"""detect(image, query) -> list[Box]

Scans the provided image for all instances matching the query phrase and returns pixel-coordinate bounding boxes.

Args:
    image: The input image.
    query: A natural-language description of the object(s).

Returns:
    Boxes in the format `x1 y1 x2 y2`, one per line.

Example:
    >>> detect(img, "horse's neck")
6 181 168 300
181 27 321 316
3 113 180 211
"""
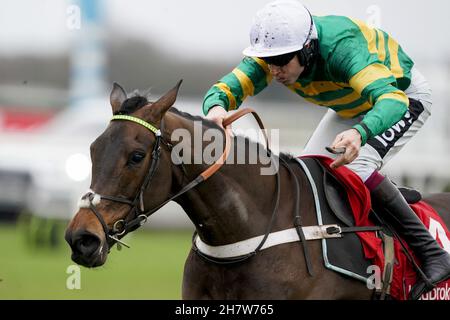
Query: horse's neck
164 112 288 245
177 165 284 245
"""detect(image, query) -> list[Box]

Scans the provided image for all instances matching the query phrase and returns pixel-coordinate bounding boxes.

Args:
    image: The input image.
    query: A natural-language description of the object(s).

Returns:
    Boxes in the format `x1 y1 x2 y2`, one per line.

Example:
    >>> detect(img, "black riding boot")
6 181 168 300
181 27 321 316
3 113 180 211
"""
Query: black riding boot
371 178 450 300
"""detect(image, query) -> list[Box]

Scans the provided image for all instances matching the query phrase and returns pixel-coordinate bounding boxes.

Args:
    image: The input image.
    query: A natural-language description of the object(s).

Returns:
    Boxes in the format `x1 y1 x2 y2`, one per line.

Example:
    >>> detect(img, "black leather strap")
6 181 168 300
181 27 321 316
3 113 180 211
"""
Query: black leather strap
340 226 383 233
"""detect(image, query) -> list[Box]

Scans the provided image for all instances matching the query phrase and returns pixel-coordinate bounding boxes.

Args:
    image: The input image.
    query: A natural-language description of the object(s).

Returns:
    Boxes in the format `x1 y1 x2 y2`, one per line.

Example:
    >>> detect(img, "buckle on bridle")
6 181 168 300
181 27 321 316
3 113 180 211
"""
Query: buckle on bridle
138 214 148 226
110 219 130 250
113 219 126 236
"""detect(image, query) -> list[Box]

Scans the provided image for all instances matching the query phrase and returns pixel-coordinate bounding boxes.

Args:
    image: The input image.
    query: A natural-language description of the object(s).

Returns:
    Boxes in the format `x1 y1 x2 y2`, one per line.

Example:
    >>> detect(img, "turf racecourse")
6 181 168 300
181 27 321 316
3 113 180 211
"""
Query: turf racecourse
0 223 193 299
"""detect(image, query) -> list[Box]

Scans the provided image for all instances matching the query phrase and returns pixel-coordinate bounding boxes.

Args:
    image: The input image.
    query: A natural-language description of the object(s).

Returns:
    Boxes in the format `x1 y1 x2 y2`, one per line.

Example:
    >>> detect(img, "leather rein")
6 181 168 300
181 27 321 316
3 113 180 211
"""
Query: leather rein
80 109 312 274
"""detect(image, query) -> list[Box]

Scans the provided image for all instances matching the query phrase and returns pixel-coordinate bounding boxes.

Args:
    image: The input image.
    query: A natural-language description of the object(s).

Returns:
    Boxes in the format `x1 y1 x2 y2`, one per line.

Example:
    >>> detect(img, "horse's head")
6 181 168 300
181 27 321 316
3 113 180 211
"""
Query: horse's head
65 80 182 267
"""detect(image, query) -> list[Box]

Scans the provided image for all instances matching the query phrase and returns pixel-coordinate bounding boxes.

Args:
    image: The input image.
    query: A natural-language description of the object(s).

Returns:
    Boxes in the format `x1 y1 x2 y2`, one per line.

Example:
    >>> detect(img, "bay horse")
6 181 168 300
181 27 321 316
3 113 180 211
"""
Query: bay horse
65 81 450 299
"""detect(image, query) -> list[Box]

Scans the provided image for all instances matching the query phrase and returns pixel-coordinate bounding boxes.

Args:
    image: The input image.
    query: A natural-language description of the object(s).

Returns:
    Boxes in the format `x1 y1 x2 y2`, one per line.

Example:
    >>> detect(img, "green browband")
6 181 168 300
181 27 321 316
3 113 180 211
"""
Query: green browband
111 115 161 136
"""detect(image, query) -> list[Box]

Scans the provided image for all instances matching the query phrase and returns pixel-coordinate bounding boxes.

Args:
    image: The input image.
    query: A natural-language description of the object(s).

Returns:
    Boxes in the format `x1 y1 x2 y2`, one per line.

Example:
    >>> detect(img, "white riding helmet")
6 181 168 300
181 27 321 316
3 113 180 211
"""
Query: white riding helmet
242 0 317 58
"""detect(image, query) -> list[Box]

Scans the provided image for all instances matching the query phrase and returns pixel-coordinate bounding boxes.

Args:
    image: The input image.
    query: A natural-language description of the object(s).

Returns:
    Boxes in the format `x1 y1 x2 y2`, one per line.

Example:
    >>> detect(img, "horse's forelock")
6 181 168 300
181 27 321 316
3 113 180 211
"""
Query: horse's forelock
115 95 149 115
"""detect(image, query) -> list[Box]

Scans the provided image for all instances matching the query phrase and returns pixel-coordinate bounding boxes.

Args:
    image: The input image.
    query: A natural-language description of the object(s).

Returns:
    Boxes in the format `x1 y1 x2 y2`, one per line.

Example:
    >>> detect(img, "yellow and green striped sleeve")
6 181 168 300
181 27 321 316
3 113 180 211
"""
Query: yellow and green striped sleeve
349 63 409 145
202 57 272 115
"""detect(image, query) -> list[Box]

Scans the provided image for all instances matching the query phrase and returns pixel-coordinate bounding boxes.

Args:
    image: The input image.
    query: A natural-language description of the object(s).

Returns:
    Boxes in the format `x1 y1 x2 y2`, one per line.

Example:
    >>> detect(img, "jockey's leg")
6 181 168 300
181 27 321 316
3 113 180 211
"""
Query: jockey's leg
366 171 450 300
302 108 352 156
349 69 449 299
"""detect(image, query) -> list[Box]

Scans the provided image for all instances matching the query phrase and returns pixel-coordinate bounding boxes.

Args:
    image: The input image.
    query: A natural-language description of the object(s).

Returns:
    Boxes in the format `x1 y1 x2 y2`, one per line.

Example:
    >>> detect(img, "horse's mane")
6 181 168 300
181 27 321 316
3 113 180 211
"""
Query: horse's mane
116 93 294 163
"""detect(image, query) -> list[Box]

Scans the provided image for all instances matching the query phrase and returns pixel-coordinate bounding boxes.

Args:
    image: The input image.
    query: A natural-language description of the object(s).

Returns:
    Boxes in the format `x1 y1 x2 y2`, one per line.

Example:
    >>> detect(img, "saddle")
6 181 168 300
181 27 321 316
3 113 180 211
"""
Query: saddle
296 157 423 298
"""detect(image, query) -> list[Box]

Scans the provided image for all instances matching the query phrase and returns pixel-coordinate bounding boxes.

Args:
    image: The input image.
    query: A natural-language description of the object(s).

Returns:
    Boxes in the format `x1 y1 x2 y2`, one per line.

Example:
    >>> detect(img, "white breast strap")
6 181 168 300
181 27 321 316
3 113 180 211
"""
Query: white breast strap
78 189 101 209
195 224 342 259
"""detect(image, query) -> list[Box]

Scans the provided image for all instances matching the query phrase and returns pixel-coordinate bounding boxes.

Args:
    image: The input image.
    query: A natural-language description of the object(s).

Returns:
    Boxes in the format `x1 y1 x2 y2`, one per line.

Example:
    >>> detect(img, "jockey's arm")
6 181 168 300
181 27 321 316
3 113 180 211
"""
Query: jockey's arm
330 63 409 168
349 63 409 146
202 57 272 119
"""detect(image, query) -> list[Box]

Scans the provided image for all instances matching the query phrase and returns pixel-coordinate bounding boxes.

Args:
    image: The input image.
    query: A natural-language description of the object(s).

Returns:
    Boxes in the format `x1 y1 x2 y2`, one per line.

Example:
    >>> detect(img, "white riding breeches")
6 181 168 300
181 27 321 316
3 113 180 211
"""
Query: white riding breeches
301 67 433 182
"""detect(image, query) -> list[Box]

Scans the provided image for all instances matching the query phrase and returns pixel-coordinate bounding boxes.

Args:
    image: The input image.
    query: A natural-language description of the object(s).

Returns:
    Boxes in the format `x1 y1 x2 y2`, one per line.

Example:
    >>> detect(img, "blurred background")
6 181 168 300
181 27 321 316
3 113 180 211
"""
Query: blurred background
0 0 449 299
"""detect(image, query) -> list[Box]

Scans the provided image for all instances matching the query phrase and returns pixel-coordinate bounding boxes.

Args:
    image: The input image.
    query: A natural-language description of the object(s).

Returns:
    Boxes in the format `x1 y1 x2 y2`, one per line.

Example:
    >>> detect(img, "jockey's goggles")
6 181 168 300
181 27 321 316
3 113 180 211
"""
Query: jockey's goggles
261 51 298 67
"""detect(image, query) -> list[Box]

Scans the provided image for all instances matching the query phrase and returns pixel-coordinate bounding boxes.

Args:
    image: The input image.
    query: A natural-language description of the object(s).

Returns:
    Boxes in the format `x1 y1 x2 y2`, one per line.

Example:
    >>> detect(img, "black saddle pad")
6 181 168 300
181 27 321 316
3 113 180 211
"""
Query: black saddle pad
297 157 373 282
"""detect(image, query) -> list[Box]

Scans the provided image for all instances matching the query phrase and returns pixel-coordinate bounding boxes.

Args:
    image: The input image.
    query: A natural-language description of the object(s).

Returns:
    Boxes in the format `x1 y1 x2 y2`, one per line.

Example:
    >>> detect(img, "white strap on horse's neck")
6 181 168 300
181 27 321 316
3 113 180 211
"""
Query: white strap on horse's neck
195 224 342 259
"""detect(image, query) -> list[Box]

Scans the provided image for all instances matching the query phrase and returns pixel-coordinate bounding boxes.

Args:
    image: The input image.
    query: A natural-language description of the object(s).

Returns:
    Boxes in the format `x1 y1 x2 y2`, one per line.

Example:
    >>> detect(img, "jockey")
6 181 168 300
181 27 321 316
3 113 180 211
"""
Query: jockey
202 0 450 299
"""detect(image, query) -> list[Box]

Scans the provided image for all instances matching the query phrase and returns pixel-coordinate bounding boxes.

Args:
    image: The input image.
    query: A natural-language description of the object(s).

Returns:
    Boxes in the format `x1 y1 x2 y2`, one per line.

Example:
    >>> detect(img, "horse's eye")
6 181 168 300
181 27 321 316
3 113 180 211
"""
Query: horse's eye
129 152 145 165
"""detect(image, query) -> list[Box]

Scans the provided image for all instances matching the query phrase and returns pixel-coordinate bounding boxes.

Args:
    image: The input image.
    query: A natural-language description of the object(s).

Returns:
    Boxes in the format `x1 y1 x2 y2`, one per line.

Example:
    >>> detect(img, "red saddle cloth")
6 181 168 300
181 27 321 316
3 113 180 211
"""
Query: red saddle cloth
303 155 450 300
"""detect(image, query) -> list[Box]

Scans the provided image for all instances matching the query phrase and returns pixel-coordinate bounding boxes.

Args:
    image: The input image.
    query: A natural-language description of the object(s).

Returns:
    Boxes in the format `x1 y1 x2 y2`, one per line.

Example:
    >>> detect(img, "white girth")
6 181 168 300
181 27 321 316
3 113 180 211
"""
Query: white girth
194 224 343 259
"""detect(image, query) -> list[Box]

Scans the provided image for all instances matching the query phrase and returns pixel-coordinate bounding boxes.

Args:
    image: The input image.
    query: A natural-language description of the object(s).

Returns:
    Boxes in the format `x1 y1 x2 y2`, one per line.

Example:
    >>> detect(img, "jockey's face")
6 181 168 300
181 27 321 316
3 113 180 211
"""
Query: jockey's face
267 55 304 86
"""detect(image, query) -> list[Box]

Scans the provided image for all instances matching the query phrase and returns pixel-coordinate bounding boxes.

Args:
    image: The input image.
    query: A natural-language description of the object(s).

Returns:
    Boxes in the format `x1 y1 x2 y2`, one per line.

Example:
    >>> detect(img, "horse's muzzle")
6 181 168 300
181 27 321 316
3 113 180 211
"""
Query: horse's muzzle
65 229 107 267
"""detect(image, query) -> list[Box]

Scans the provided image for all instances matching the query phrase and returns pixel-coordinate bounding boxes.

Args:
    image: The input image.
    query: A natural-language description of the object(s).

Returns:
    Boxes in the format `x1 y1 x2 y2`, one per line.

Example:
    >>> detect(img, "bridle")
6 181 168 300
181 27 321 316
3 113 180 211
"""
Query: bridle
80 109 312 275
80 114 166 248
80 112 232 250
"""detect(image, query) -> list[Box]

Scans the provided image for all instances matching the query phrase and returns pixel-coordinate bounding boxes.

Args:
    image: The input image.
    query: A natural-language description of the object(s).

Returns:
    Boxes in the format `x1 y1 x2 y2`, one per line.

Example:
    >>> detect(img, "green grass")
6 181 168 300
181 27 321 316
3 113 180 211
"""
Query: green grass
0 222 193 299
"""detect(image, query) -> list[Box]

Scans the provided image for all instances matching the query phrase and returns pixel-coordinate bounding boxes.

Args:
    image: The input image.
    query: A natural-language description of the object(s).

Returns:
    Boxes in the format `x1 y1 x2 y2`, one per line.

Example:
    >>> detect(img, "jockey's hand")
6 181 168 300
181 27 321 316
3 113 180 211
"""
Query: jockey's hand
329 129 362 169
206 105 232 135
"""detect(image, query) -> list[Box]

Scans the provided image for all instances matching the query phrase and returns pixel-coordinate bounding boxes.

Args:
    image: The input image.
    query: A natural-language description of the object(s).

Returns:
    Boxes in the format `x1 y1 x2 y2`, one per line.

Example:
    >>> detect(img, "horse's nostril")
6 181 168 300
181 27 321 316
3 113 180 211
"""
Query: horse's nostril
72 232 101 257
80 235 97 248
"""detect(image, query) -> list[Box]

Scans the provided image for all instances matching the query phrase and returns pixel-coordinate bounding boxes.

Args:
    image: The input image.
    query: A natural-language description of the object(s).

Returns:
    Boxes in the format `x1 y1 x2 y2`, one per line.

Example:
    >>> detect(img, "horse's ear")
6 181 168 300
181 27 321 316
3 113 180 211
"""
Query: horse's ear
148 80 183 119
110 82 127 114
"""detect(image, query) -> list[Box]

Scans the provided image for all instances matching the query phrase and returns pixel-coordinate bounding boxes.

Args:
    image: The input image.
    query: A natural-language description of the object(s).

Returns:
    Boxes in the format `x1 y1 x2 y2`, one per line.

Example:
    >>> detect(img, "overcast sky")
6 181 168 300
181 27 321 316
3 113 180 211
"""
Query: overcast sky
0 0 449 64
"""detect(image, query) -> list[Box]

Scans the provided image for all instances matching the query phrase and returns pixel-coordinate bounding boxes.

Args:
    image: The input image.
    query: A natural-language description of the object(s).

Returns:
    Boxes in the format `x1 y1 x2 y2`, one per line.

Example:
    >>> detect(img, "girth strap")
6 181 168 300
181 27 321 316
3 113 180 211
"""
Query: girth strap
193 224 383 261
